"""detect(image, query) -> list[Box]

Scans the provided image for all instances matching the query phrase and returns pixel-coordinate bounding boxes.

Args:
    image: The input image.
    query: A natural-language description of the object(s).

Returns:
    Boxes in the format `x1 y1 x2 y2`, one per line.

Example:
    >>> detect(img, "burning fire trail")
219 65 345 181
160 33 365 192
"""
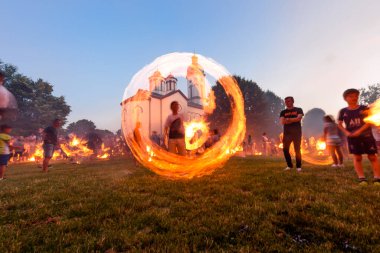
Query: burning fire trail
121 53 246 179
302 139 333 165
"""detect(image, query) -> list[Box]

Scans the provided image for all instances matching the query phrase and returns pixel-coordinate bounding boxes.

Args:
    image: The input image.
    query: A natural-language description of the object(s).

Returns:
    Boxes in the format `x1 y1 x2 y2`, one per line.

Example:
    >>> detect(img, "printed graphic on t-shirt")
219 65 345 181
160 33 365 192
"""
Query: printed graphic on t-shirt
283 110 299 117
280 107 304 135
338 105 371 135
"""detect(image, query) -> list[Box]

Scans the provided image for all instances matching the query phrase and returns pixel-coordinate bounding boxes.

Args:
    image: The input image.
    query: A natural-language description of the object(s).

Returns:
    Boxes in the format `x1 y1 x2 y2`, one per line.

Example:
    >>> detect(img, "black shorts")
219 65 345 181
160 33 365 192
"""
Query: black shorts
0 154 10 165
347 135 378 155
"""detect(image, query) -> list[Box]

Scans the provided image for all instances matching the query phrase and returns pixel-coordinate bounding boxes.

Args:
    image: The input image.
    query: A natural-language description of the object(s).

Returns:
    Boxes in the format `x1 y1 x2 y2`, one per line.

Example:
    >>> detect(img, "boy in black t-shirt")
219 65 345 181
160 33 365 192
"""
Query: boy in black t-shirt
338 89 380 185
280 96 304 172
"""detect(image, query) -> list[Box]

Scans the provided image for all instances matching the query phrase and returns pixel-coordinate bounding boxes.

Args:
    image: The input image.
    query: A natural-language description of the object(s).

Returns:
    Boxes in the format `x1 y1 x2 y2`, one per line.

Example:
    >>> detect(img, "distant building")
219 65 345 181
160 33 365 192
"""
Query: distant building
122 54 206 137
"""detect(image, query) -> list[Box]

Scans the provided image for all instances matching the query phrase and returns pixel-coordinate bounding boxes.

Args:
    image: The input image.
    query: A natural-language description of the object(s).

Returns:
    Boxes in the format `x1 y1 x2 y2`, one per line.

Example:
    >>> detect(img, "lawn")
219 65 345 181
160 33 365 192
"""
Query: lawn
1 157 380 252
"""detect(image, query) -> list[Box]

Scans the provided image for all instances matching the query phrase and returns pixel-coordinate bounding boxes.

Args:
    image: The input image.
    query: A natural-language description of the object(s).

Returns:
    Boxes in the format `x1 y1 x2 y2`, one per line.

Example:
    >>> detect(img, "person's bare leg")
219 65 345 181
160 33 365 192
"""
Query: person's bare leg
42 158 51 172
177 139 186 156
336 146 344 165
168 139 176 154
0 165 5 179
368 154 380 178
353 154 364 178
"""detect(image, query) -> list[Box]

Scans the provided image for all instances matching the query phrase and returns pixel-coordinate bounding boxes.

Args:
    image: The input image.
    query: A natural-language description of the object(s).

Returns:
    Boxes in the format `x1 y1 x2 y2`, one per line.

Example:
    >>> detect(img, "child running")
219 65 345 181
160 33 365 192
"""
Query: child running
338 89 380 185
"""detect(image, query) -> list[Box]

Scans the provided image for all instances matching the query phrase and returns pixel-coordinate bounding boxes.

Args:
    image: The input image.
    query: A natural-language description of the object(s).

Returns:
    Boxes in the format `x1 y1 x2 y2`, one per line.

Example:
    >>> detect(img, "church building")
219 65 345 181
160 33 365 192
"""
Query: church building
122 54 206 137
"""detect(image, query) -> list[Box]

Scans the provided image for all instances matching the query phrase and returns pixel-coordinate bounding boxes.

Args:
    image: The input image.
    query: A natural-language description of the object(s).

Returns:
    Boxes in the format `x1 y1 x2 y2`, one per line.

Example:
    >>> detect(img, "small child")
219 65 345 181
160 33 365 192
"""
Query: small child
323 115 344 167
338 89 380 185
0 124 12 180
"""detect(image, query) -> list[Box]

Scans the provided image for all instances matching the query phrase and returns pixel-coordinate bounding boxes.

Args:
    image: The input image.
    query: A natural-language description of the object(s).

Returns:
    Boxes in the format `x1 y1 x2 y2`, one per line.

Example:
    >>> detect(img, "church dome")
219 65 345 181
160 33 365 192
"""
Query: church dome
150 70 163 79
165 74 177 81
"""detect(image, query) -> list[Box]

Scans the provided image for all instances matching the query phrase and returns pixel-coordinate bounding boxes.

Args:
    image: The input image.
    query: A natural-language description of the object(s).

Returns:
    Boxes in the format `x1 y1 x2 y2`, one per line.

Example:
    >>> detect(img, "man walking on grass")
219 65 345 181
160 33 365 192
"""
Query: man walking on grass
280 96 304 172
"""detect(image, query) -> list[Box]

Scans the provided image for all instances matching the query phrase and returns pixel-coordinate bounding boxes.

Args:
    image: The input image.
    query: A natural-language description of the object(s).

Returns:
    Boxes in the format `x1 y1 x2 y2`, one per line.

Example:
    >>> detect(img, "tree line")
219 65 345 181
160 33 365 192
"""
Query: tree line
1 59 379 140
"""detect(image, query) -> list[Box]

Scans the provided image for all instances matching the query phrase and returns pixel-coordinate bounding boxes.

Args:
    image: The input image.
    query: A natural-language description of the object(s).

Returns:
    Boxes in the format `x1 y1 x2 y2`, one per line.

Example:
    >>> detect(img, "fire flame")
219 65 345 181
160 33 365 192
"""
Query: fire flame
26 134 110 162
364 99 380 126
184 119 209 150
316 140 326 151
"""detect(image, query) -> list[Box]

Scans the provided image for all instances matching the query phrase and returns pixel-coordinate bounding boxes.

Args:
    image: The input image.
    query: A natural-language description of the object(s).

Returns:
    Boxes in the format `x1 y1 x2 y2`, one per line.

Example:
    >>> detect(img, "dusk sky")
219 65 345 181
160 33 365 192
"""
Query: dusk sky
1 0 380 131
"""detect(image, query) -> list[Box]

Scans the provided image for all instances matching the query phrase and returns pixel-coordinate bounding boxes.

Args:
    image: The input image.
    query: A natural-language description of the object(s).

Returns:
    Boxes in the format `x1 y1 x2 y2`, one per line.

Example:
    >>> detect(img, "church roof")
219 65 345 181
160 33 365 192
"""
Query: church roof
121 89 203 109
151 89 187 100
149 70 164 80
120 89 150 105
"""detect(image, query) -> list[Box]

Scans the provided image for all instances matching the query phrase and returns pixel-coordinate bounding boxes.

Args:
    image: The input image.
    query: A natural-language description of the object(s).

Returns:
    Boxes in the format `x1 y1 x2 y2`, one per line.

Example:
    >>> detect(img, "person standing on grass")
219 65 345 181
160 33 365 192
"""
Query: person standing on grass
247 134 253 155
151 131 161 146
262 132 271 156
338 89 380 185
323 115 344 167
42 118 61 172
164 101 186 156
280 96 304 172
0 125 13 180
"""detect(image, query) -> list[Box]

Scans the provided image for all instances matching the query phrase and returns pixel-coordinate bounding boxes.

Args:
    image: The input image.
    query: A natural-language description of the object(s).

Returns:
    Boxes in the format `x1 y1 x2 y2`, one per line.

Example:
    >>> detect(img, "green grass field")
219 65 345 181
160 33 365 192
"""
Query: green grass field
1 157 380 252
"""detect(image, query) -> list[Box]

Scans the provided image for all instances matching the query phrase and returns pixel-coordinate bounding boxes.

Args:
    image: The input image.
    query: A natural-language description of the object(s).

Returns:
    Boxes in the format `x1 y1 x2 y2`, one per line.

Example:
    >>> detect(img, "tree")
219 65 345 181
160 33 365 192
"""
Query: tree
94 129 115 139
0 60 71 136
207 75 284 140
302 108 326 138
67 119 96 137
359 83 380 105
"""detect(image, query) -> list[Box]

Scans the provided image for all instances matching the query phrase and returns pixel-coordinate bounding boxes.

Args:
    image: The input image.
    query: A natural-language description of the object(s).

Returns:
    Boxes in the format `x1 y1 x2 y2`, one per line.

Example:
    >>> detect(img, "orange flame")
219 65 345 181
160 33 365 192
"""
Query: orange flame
364 99 380 126
26 134 110 162
184 119 209 150
316 139 326 151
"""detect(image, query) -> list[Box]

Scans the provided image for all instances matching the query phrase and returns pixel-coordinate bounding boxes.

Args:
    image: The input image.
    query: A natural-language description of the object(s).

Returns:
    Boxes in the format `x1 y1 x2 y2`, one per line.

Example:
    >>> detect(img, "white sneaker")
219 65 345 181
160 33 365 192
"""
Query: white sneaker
296 168 302 172
284 167 292 171
331 164 338 168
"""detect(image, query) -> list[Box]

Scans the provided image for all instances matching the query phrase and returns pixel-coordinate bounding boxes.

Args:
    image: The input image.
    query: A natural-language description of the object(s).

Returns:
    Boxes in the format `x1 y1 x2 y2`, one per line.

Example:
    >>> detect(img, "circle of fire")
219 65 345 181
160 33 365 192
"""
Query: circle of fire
121 52 246 179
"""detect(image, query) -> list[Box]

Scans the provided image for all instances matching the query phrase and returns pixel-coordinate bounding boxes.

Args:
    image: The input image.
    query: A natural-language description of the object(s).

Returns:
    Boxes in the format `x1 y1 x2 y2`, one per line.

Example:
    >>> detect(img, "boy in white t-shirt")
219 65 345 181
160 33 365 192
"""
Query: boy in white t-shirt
164 101 186 155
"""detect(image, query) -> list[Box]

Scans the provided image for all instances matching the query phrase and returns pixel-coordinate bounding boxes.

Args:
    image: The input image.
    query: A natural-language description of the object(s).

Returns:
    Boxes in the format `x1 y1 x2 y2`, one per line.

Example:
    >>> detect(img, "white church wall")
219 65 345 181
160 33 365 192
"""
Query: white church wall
187 107 203 121
124 100 151 138
150 98 162 135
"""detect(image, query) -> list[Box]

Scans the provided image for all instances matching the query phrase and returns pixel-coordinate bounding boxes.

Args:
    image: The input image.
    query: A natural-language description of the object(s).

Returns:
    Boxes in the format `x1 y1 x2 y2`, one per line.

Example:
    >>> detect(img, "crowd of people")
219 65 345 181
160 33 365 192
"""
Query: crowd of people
277 89 380 185
0 118 129 180
2 86 380 185
160 89 380 185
